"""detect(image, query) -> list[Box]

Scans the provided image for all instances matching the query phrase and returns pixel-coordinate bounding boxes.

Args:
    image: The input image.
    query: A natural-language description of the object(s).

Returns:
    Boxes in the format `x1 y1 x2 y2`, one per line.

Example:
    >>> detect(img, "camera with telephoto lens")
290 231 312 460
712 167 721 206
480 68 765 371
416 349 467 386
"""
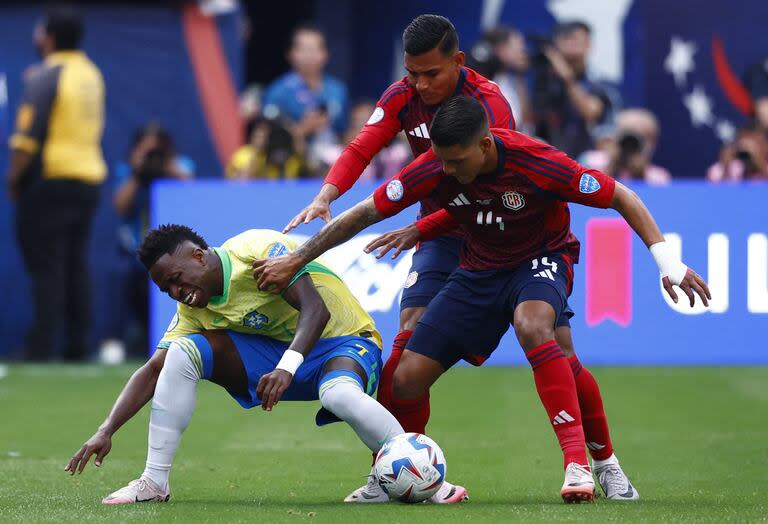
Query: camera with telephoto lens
616 131 646 159
136 147 170 184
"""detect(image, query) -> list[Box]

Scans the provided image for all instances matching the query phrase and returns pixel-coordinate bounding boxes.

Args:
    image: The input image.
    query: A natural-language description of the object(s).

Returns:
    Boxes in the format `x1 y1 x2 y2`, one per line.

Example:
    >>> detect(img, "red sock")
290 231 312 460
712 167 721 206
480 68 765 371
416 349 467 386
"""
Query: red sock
569 355 614 460
376 330 412 412
526 340 589 469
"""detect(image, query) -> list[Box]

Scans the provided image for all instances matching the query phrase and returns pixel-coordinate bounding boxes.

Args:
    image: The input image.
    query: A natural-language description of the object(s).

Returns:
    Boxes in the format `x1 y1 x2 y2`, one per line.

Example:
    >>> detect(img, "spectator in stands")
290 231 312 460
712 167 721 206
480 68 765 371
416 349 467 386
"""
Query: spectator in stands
316 100 410 181
745 57 768 134
580 108 671 185
531 21 616 157
6 8 105 361
226 116 307 180
262 23 348 172
468 26 532 133
707 123 768 182
113 123 195 356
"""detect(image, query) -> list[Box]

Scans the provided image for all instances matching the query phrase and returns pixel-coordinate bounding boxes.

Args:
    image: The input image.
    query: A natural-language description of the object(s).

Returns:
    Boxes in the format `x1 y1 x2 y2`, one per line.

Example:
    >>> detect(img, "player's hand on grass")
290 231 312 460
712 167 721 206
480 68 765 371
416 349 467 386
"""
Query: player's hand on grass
662 268 711 307
65 430 112 475
252 254 302 293
256 369 293 411
364 224 421 259
284 197 332 233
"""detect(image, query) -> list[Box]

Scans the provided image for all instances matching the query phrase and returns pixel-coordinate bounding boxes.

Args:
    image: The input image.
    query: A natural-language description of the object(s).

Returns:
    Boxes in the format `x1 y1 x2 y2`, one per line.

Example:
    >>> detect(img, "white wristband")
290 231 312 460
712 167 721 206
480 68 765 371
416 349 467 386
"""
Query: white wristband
649 241 688 285
275 349 304 375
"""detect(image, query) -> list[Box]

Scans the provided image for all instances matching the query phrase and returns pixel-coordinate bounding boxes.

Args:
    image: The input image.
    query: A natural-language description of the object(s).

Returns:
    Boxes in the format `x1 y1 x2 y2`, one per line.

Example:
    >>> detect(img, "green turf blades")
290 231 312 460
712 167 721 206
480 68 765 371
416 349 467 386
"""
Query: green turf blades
0 364 766 523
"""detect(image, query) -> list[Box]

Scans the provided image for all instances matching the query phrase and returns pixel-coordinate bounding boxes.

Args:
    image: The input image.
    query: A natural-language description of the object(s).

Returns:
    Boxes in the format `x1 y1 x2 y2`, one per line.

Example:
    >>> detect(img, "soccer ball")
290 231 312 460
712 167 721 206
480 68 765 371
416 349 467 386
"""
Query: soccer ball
373 432 446 503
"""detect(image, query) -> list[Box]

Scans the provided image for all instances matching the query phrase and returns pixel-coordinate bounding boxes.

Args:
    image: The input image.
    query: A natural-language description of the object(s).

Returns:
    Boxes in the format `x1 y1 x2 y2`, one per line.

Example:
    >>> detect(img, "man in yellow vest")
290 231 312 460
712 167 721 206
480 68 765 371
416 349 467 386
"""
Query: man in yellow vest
6 7 106 361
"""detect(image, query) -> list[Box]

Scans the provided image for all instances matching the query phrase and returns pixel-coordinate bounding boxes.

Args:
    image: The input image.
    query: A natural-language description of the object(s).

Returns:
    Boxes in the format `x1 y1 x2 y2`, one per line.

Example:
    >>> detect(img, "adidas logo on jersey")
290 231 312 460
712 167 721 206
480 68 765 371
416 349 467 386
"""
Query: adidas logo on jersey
552 410 575 425
534 269 556 281
448 193 470 206
407 123 430 139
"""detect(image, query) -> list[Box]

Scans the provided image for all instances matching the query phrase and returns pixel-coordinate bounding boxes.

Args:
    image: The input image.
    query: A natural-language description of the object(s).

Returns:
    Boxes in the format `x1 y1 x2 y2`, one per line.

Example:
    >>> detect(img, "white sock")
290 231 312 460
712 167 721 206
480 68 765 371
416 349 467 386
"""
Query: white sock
141 341 201 490
593 453 619 469
319 375 403 453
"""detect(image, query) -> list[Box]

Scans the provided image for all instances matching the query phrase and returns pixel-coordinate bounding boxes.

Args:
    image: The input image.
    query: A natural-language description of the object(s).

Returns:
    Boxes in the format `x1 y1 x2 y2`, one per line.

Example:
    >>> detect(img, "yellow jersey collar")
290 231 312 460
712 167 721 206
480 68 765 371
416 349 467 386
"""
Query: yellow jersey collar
45 50 85 64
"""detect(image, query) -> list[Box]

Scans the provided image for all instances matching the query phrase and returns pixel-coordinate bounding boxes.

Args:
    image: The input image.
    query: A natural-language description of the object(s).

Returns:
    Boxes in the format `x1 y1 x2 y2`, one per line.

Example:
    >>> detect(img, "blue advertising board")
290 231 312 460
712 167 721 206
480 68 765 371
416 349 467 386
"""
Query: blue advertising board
151 180 768 365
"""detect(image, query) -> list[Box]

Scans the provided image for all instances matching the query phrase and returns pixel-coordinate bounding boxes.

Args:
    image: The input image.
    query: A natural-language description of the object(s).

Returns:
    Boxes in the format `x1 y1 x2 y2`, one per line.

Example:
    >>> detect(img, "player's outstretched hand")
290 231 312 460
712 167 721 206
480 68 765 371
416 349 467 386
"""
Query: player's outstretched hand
663 268 711 307
283 197 332 233
364 224 421 260
65 430 112 475
252 255 302 293
256 369 293 411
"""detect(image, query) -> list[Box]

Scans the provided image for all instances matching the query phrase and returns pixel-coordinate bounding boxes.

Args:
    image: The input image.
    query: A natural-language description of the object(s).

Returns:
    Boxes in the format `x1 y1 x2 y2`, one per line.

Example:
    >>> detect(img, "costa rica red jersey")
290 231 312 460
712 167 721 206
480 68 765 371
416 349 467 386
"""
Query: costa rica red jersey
372 128 616 271
326 67 514 223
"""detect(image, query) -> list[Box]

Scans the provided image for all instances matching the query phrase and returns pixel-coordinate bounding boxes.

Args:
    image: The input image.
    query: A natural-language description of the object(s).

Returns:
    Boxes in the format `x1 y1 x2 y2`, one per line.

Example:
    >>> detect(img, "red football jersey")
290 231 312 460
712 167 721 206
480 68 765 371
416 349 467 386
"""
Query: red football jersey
373 129 616 271
325 67 515 225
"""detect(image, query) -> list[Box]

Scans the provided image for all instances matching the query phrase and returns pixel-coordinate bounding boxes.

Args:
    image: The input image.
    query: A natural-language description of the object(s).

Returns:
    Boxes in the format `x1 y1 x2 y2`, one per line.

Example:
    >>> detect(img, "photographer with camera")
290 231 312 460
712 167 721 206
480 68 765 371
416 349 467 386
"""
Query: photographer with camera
112 123 195 356
580 109 671 185
467 26 532 133
531 21 615 157
707 123 768 183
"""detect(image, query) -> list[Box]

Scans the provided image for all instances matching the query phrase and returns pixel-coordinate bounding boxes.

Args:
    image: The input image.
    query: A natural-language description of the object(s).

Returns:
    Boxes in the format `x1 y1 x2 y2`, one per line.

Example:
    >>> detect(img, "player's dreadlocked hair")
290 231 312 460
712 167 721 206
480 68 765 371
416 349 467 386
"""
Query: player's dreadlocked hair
429 96 489 148
403 14 458 56
138 224 209 270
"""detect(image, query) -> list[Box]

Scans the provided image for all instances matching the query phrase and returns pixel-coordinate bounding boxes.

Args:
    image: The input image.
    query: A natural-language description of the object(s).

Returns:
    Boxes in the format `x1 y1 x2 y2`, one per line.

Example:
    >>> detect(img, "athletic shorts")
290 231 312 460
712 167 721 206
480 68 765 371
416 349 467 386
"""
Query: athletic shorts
181 332 382 425
399 235 462 310
408 253 575 369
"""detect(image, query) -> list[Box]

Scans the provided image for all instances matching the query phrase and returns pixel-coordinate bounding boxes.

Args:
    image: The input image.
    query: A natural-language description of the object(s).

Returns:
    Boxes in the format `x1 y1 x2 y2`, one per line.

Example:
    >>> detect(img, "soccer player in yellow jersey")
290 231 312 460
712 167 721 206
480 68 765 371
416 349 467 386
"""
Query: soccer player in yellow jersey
65 225 405 504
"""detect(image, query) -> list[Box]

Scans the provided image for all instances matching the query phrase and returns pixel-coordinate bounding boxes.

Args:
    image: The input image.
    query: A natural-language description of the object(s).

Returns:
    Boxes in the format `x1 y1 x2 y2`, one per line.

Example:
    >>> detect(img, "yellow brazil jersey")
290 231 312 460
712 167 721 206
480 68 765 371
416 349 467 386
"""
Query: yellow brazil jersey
9 50 106 184
157 229 381 350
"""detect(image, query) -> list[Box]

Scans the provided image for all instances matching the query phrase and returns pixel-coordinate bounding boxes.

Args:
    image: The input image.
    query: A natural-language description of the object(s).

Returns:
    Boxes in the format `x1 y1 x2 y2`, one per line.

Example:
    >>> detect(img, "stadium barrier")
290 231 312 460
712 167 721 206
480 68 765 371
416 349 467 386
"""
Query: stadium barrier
151 180 768 365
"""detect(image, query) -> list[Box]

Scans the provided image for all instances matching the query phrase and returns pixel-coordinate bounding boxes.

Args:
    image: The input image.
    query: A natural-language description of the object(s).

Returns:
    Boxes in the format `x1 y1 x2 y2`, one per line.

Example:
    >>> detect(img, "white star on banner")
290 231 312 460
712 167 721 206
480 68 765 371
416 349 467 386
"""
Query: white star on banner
665 37 697 87
683 86 714 127
715 120 736 143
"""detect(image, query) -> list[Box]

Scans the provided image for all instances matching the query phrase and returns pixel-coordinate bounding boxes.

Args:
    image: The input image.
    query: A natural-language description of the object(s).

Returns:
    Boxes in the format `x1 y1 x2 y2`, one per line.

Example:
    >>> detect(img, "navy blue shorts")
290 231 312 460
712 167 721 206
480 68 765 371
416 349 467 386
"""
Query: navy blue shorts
399 236 462 310
409 254 575 369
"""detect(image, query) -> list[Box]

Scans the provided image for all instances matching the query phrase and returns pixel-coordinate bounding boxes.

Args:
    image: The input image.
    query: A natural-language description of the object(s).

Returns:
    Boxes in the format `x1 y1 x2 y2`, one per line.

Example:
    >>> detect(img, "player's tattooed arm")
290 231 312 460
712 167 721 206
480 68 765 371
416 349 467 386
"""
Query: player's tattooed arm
253 196 384 292
65 349 168 475
610 181 711 307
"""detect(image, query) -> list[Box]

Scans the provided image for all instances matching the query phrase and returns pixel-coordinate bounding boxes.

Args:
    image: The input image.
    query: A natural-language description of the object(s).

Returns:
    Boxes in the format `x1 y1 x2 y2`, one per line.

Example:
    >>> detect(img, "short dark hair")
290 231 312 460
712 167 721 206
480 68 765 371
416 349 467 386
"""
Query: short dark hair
553 20 591 40
403 14 459 56
138 224 208 270
429 96 489 148
44 7 83 50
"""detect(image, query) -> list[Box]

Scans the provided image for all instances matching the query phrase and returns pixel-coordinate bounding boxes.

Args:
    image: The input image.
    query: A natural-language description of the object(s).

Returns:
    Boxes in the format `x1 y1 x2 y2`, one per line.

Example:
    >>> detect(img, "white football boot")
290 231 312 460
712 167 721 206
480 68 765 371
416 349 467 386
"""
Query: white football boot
102 477 170 505
594 454 640 500
343 471 390 503
344 468 468 503
560 462 596 503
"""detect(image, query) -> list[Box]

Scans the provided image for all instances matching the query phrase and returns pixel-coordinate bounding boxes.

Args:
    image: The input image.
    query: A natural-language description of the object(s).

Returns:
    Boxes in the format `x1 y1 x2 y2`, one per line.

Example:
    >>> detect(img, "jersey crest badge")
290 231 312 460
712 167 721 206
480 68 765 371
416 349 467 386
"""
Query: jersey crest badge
386 179 404 201
243 310 269 329
267 242 288 258
502 191 525 211
367 107 384 125
579 173 601 194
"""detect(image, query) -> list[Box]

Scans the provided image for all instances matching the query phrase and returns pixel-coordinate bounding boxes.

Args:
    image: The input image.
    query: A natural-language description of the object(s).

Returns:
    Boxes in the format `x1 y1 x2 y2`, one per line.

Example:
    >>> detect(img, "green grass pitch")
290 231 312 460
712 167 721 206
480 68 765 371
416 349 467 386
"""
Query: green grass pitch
1 364 766 523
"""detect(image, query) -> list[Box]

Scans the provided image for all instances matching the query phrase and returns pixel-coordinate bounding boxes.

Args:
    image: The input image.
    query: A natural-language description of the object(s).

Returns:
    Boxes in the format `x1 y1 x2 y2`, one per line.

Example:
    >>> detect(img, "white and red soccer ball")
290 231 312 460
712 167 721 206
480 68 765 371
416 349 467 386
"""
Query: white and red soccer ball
373 432 446 503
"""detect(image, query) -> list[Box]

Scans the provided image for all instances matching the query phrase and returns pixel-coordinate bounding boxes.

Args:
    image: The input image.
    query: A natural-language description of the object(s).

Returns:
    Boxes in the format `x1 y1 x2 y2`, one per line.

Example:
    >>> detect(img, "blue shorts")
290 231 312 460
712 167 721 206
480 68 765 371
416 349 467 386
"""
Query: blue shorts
409 254 575 369
400 236 462 310
184 332 382 425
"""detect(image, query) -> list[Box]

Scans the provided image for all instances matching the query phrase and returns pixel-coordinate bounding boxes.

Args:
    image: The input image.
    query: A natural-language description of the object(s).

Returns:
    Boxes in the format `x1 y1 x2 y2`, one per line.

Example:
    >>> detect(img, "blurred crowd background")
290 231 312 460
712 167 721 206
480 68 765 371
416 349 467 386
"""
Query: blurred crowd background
1 0 767 362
